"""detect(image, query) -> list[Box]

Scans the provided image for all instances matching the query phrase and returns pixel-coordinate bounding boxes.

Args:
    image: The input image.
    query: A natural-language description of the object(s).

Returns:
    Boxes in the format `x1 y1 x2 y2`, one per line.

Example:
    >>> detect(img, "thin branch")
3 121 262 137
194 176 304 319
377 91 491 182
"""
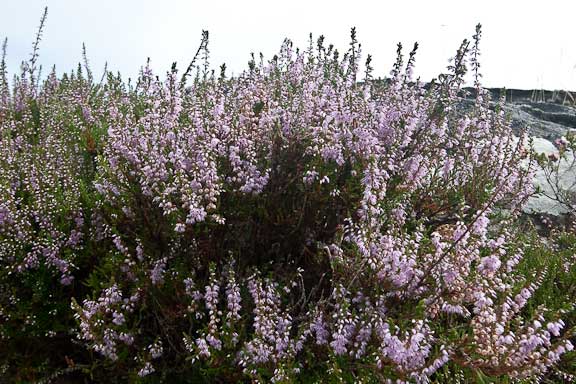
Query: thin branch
29 6 48 90
0 38 8 90
181 30 209 84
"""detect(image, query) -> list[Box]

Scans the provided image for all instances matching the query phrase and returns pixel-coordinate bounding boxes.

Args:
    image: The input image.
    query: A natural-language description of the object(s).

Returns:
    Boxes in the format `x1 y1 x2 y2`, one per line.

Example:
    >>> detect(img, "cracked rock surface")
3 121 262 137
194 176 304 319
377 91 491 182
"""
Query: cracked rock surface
465 88 575 217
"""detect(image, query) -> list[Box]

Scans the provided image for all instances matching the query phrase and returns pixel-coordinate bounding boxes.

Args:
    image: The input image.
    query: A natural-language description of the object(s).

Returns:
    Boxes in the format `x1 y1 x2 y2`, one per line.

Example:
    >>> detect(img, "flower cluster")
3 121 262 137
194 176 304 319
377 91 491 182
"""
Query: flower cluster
72 284 140 361
0 76 86 285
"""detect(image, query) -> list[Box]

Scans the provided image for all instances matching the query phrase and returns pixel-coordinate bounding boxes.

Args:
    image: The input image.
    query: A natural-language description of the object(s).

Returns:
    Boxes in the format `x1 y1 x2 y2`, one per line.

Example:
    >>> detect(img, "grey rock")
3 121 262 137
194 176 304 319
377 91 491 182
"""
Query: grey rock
462 87 576 140
523 137 575 216
464 88 576 218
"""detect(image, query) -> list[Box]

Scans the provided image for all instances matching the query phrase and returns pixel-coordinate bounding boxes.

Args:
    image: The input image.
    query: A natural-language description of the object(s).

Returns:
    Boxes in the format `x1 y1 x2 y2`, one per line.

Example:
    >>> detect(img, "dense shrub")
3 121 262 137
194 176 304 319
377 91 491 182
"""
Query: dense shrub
1 17 575 383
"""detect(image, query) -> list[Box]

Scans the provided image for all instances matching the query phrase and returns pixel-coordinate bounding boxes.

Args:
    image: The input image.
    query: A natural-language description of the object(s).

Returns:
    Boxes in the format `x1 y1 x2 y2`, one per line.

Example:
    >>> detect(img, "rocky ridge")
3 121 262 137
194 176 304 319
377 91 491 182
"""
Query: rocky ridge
471 88 575 220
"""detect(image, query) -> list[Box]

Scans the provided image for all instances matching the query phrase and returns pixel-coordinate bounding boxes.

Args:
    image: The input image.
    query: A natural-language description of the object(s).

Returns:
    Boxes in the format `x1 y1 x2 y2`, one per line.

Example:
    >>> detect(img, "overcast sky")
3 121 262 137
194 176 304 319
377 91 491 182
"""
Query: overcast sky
2 0 576 91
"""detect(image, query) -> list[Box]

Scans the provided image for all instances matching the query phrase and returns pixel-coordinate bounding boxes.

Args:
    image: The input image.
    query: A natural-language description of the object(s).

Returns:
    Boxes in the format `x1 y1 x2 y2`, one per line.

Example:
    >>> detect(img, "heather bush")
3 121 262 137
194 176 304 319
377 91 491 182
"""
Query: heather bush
1 15 575 383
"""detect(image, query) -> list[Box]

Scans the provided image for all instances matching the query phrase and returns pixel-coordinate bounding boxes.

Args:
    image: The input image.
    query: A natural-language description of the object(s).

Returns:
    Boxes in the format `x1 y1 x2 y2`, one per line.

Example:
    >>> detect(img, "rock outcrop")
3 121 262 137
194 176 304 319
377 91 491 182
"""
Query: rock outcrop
474 88 576 219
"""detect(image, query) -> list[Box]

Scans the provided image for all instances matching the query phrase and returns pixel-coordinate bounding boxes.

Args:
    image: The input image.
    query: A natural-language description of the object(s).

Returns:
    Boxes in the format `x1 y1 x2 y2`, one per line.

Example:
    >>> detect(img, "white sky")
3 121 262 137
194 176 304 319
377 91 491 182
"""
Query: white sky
1 0 576 91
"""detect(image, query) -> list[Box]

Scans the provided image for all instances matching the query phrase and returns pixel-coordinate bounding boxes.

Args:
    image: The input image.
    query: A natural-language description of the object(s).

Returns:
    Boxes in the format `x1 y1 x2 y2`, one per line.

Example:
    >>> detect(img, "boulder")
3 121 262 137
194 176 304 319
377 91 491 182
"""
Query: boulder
523 136 575 216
